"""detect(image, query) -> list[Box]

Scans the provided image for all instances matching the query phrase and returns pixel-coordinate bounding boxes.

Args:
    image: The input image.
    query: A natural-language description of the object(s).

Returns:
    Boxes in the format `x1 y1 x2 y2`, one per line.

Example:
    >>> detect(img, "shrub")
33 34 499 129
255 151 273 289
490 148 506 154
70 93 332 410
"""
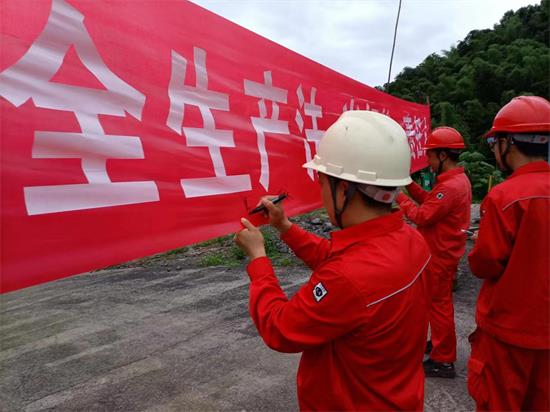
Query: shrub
459 151 504 201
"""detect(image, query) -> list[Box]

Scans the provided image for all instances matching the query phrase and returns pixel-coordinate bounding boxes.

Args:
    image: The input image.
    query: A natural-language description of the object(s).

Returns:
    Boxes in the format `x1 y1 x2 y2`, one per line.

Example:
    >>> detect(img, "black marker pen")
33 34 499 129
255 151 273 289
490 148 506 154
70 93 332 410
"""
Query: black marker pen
249 194 288 215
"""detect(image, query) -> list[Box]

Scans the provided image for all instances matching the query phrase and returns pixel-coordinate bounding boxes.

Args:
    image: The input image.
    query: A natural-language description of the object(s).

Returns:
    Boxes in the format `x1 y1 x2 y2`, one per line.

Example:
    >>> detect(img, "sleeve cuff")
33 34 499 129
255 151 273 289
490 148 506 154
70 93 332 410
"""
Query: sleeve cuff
246 256 274 281
281 223 309 252
396 192 408 204
280 222 301 242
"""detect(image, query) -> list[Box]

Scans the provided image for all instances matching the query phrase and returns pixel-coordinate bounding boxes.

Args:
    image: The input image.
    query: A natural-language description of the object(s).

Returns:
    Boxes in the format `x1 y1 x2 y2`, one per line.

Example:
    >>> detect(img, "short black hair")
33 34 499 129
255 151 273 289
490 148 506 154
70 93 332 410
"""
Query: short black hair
357 187 396 211
435 148 461 162
513 139 549 159
329 175 395 210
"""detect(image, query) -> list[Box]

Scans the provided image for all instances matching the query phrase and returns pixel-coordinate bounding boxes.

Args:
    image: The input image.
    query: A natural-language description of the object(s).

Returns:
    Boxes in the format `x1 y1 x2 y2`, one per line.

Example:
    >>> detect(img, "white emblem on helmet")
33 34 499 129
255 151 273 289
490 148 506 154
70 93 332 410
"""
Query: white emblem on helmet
436 192 444 200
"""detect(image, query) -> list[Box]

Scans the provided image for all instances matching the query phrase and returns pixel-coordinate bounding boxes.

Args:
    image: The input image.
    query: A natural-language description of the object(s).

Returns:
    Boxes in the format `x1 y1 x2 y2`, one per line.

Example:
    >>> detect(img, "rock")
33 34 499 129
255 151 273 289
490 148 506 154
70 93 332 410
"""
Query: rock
471 204 481 225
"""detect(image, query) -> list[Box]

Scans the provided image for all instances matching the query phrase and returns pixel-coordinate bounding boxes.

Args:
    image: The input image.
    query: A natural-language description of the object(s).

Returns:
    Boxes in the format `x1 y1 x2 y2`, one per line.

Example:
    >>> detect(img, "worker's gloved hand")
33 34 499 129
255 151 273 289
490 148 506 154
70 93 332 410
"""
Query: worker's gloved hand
234 218 266 260
258 195 292 234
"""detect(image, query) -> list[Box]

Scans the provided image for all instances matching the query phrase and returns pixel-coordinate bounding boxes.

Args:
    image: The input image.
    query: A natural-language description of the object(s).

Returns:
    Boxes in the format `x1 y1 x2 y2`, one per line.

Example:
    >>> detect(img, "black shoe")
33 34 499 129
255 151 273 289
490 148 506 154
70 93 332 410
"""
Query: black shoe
423 358 456 378
425 340 433 355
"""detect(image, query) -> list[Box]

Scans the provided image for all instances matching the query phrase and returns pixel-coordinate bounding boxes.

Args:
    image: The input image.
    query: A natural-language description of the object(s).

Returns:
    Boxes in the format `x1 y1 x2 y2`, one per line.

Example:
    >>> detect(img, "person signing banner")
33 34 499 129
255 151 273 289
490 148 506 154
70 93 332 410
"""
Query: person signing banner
234 111 431 411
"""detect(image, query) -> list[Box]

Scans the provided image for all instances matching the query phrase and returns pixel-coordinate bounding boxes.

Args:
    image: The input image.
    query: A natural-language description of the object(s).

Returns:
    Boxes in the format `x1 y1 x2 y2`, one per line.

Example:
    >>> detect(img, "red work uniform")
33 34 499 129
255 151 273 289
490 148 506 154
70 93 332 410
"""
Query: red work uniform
397 167 472 363
246 211 431 411
467 161 550 411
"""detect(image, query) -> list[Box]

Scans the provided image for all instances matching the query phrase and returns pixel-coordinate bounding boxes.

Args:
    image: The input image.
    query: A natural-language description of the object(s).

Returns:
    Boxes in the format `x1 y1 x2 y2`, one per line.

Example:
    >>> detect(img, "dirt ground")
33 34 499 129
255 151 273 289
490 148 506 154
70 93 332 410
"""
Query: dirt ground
1 210 481 412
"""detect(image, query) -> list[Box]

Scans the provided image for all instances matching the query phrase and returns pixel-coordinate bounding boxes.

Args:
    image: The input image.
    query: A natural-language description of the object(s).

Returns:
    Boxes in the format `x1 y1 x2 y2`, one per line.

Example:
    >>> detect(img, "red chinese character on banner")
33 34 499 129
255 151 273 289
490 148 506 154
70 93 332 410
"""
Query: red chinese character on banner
295 84 324 180
244 71 289 191
166 47 251 198
0 0 159 215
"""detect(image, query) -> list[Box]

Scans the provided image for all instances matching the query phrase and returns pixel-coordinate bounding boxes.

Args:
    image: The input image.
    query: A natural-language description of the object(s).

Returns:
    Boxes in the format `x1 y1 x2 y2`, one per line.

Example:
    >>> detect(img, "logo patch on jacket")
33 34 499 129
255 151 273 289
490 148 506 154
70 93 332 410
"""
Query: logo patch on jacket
436 192 444 200
313 282 328 302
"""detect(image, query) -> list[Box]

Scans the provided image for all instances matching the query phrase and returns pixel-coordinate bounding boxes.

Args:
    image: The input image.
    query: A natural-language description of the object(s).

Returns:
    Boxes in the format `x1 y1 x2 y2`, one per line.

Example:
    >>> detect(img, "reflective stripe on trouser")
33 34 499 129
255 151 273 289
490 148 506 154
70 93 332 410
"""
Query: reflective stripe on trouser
423 261 457 363
468 327 550 411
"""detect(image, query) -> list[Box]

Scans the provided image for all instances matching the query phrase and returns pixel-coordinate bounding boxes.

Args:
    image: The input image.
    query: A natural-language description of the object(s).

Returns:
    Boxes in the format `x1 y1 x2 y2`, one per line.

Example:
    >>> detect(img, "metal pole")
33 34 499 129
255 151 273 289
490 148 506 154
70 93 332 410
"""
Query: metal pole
387 0 403 86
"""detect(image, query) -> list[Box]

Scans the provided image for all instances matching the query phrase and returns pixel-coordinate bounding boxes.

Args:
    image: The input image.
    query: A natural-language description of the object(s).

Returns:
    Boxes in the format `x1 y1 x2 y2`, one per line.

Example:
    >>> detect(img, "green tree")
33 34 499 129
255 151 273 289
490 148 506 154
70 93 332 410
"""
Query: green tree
459 152 504 201
385 1 549 199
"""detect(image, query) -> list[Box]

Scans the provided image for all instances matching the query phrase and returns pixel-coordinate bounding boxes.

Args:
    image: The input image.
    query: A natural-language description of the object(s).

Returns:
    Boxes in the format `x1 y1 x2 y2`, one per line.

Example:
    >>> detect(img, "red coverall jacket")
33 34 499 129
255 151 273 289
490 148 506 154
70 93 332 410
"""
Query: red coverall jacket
468 161 550 349
396 167 472 271
246 211 431 411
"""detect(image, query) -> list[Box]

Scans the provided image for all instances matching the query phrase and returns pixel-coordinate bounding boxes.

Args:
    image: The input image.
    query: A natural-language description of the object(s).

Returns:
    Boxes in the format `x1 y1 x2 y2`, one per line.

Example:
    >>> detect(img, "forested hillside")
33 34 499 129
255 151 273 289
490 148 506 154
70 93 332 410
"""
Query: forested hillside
385 1 549 198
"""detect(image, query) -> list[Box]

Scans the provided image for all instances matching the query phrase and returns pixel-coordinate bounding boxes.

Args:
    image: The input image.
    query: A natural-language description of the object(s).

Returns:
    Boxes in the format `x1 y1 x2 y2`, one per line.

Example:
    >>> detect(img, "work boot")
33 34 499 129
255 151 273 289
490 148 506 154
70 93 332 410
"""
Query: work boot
425 340 433 355
423 358 456 378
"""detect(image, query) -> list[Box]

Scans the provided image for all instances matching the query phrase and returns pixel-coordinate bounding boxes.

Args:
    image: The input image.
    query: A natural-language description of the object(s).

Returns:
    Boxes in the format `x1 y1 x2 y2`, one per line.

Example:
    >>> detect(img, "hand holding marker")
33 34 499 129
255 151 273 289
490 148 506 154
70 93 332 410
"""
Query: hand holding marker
239 193 288 229
248 193 288 215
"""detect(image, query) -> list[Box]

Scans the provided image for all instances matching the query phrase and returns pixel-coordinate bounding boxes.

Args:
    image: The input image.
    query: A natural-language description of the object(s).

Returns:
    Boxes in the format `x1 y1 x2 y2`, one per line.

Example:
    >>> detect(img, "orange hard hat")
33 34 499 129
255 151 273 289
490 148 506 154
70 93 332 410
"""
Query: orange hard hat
422 126 465 150
485 96 550 138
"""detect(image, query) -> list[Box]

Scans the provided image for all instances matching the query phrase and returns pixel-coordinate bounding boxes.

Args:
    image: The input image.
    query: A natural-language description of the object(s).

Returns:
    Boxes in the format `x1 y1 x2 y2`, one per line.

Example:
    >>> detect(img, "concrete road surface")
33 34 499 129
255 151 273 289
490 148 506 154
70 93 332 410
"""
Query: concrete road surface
1 245 480 411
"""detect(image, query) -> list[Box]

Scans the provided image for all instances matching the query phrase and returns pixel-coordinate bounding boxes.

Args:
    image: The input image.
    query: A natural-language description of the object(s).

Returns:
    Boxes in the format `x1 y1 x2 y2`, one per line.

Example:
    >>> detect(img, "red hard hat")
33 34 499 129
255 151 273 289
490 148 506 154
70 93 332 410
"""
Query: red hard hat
422 126 465 150
485 96 550 138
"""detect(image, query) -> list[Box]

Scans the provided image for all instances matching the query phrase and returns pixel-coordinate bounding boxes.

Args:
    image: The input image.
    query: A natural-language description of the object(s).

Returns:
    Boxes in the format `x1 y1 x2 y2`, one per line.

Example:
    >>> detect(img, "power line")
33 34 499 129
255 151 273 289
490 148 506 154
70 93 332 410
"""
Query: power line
387 0 403 87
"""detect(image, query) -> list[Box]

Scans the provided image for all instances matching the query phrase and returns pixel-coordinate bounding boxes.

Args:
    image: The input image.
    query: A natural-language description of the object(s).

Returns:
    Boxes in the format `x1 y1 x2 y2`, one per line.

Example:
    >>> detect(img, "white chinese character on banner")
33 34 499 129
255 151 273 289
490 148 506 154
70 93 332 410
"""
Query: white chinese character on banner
343 98 391 116
244 71 289 191
343 98 367 112
0 0 158 215
295 84 323 180
402 115 428 159
370 106 391 116
166 47 251 198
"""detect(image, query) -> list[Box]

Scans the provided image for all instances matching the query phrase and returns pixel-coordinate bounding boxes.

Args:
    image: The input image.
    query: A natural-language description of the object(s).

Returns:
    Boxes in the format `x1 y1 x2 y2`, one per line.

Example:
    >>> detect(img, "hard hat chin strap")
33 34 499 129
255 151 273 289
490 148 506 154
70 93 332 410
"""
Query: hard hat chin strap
328 176 357 229
436 150 447 175
499 136 513 172
435 148 461 175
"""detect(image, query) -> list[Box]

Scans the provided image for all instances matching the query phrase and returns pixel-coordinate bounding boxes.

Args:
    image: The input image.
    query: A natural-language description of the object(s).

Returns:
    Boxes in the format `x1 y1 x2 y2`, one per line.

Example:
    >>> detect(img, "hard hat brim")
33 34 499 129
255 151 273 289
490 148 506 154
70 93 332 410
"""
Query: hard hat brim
422 143 466 150
302 161 412 187
484 123 550 138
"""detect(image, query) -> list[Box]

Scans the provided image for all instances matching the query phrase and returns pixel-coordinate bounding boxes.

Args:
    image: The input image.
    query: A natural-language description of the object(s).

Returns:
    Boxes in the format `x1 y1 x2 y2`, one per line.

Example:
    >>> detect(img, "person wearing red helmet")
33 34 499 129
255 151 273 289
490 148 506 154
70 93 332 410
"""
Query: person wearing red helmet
467 95 550 411
396 126 472 378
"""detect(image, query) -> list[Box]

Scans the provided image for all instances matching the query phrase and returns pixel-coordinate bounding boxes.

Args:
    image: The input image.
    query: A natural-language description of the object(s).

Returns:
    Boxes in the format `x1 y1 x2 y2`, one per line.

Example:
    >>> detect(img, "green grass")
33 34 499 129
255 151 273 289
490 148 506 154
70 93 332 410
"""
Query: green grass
198 226 299 268
200 254 227 267
230 245 246 261
164 247 188 256
110 209 327 269
196 210 330 268
196 235 231 248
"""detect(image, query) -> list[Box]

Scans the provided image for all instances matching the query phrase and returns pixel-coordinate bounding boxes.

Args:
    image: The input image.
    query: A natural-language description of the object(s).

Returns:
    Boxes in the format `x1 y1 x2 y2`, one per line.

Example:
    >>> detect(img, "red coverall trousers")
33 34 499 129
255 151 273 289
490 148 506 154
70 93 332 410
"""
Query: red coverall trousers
397 167 471 363
423 260 457 362
468 328 549 411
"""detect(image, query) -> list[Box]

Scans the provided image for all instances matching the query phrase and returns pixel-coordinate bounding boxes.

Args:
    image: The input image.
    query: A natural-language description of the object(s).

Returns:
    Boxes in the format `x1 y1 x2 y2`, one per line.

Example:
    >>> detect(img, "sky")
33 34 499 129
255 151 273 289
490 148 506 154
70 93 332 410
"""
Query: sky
190 0 539 87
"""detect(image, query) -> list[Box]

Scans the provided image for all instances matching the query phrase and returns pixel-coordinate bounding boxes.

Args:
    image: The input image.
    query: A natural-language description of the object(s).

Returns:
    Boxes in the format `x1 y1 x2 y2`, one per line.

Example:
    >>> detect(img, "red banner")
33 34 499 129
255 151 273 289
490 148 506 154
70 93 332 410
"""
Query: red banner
0 0 430 293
